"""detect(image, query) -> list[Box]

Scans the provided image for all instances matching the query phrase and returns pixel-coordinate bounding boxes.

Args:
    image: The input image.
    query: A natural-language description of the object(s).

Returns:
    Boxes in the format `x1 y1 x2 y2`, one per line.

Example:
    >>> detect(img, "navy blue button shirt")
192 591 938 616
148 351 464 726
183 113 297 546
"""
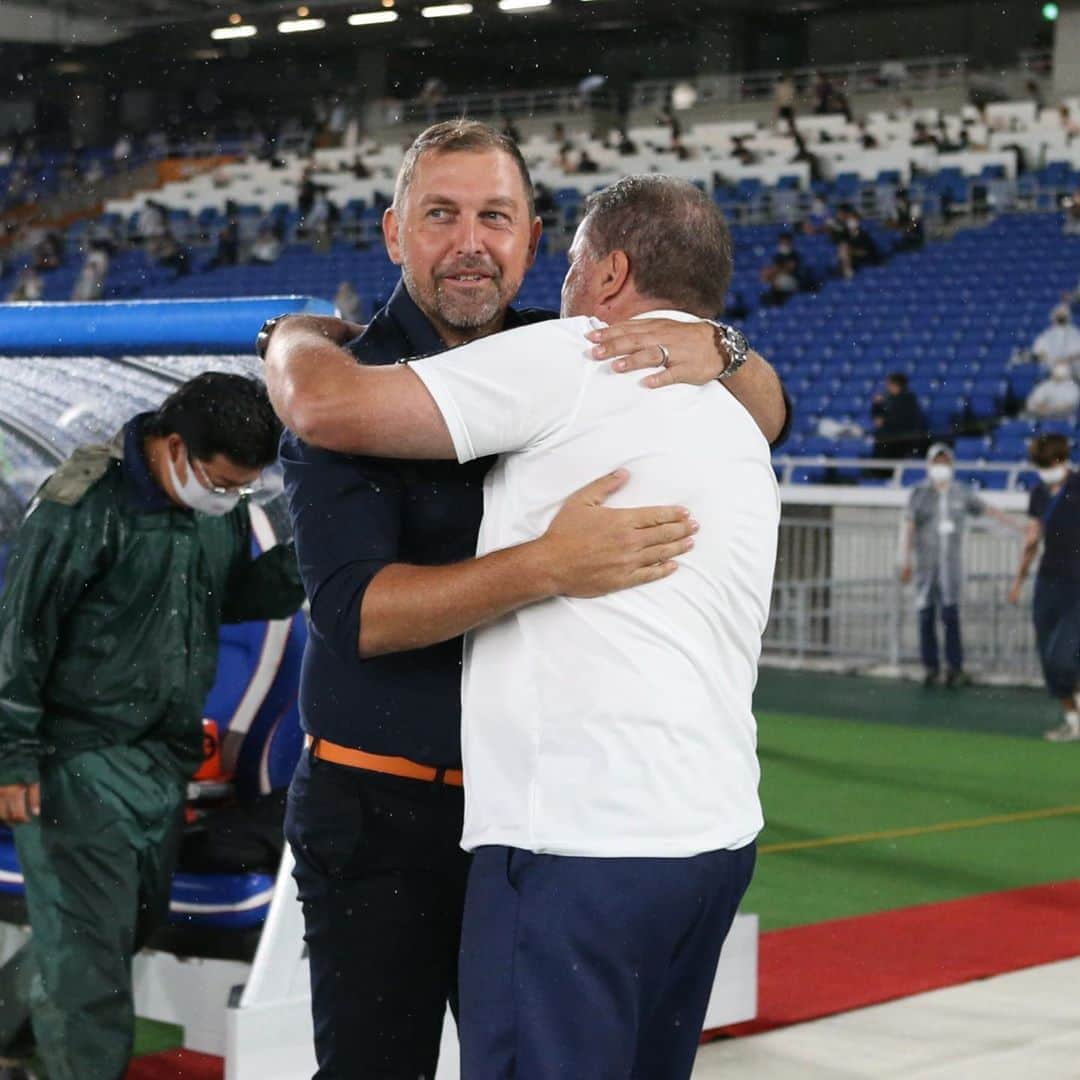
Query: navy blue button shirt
281 281 554 768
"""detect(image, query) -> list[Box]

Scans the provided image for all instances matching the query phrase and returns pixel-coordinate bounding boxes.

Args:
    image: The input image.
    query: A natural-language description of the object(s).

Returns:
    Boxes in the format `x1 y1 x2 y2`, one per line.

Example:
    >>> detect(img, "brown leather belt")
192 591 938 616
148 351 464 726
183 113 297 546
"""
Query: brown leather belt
306 735 463 787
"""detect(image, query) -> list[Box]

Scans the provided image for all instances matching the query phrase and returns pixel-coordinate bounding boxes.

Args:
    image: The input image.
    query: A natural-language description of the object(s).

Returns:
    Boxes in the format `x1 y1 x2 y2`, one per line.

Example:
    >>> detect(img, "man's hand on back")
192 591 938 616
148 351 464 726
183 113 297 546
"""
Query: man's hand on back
586 318 788 443
532 469 697 598
0 782 40 825
587 318 728 387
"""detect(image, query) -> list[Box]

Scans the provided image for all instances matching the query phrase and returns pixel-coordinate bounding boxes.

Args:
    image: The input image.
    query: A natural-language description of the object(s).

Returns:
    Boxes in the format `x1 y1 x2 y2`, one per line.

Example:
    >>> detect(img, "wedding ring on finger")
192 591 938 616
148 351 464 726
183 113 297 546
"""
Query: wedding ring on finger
657 344 671 369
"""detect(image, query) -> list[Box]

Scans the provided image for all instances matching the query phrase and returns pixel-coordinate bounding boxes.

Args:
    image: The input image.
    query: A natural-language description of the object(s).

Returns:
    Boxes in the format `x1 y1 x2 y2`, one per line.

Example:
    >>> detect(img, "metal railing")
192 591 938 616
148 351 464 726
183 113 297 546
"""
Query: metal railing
402 52 978 125
772 457 1038 491
763 508 1040 683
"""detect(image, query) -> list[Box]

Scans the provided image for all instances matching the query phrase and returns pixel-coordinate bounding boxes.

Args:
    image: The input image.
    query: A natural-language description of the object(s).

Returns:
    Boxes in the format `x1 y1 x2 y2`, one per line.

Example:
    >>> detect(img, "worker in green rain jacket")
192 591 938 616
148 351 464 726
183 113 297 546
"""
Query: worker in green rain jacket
0 372 305 1080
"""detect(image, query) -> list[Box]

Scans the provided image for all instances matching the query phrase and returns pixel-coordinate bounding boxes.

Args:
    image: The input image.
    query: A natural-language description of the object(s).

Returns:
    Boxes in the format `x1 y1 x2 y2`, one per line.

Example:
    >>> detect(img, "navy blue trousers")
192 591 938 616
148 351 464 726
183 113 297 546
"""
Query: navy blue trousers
459 843 756 1080
919 601 963 674
1033 574 1080 699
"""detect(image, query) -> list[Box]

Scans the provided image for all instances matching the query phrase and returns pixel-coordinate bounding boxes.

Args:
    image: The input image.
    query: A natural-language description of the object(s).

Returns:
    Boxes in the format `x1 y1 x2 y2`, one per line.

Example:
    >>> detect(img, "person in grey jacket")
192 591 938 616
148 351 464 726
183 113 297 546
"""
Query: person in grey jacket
900 443 1020 686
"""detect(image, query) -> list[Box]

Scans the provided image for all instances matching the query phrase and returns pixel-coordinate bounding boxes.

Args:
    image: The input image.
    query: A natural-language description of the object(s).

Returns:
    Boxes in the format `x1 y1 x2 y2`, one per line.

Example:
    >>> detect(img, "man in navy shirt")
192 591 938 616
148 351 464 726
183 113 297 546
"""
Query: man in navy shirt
1010 433 1080 741
272 120 789 1079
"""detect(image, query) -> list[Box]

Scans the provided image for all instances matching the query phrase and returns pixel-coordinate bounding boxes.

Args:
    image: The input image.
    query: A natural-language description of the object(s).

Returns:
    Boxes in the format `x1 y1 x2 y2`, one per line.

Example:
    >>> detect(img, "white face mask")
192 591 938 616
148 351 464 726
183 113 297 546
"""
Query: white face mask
1038 465 1068 487
166 448 243 516
929 464 953 485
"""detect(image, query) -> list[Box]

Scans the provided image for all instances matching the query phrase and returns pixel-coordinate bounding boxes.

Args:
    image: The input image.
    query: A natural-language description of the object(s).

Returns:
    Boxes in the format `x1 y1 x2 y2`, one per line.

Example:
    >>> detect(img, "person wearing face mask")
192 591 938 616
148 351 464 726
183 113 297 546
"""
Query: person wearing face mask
0 372 304 1080
1024 362 1080 420
1009 435 1080 741
901 444 1019 687
761 231 804 306
1031 306 1080 377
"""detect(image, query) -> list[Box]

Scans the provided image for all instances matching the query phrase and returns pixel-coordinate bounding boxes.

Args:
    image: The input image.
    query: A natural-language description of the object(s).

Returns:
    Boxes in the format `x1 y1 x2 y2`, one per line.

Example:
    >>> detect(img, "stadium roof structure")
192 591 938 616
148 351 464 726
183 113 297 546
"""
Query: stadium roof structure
0 0 990 46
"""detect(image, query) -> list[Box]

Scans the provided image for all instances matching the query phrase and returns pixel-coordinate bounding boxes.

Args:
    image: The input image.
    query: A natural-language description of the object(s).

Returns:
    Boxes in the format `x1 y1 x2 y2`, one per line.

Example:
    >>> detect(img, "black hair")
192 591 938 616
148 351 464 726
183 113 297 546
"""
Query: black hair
144 372 281 469
886 372 908 390
1030 433 1070 468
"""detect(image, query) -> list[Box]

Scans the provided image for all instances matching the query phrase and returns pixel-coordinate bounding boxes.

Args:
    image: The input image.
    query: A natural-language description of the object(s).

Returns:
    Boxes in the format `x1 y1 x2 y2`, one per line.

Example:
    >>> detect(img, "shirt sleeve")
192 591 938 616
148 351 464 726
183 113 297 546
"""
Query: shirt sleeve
408 318 590 463
280 432 405 664
0 497 113 785
966 490 986 516
1028 485 1048 519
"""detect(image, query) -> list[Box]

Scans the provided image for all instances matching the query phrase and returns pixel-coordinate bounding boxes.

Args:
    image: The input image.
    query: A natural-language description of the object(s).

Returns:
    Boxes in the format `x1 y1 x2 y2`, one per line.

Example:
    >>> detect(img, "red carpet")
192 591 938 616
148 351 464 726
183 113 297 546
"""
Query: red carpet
125 882 1080 1070
126 1049 223 1080
715 879 1080 1039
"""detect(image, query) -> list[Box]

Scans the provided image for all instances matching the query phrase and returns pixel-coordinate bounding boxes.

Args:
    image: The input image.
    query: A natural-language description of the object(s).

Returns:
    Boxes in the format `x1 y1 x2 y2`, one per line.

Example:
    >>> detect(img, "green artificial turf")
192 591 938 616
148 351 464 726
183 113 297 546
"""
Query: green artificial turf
133 1016 184 1056
746 668 1080 931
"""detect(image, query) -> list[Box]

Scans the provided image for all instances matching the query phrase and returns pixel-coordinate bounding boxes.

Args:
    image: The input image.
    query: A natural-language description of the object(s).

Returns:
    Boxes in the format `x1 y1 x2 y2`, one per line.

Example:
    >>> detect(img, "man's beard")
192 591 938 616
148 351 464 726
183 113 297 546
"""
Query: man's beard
402 257 514 334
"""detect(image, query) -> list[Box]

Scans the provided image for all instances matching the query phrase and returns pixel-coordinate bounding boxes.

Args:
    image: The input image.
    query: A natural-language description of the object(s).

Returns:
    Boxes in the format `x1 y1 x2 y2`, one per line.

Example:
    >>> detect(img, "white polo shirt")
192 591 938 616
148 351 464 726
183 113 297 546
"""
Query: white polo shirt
410 311 779 858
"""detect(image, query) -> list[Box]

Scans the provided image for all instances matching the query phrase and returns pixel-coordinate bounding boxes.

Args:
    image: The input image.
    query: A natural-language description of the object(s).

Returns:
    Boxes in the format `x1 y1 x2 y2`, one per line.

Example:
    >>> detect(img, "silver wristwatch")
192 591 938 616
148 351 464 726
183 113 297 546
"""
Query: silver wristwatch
709 321 750 381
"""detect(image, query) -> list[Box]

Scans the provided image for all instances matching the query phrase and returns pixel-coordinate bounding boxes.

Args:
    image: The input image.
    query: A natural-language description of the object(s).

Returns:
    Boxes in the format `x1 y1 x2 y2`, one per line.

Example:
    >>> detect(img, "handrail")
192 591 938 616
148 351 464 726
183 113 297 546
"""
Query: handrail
403 52 980 124
772 454 1037 490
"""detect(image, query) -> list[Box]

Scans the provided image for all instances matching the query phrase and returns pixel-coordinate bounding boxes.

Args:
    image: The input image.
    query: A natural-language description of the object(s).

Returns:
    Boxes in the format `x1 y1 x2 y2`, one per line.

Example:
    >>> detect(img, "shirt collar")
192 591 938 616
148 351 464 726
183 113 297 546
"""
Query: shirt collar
382 277 535 356
630 309 702 324
121 413 175 514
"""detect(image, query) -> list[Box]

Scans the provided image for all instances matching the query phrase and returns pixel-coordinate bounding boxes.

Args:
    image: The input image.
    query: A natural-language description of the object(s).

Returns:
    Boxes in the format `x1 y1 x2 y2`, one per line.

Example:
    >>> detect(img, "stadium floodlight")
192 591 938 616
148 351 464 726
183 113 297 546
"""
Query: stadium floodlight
348 10 399 24
498 0 551 10
1042 2 1059 19
211 24 257 38
278 17 327 32
421 3 473 17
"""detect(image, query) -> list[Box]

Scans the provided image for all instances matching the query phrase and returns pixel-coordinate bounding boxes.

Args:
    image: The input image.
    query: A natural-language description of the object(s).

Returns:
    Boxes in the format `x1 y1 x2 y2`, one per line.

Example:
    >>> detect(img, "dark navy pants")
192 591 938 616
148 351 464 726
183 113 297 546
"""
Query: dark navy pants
459 842 756 1080
285 750 469 1079
1033 574 1080 699
919 601 963 674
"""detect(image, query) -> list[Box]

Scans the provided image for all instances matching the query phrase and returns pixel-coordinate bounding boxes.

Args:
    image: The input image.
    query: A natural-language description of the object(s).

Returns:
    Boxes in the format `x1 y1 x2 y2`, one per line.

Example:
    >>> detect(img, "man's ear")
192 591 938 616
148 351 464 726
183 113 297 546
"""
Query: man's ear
527 216 542 267
596 249 631 307
383 206 402 266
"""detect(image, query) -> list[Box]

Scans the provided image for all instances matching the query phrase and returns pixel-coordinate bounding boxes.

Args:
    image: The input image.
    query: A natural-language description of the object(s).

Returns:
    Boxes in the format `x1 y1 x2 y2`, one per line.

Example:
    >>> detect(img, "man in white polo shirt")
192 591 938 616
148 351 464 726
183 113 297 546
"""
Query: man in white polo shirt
265 175 779 1078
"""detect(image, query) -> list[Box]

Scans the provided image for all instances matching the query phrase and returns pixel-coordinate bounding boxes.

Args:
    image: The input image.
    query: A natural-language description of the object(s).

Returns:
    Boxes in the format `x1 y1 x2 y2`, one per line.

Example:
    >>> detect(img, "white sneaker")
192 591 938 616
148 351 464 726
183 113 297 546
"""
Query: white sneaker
1044 719 1080 742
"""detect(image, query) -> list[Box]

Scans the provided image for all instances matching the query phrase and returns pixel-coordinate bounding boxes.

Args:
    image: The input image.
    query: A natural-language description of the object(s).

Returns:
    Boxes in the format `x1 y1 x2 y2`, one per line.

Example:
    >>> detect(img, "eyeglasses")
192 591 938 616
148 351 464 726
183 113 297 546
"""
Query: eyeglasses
190 456 261 498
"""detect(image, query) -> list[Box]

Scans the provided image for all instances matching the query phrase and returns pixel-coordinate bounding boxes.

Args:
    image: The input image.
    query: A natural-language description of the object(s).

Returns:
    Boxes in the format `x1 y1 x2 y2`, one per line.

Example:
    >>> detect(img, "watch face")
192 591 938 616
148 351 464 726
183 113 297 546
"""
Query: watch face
727 327 749 356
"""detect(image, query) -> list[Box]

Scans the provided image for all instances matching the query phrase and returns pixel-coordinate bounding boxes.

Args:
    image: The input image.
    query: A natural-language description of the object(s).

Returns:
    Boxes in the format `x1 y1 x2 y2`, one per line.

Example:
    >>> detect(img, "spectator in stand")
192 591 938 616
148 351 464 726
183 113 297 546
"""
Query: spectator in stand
1025 364 1080 420
207 212 241 270
872 371 928 461
856 121 879 149
830 205 878 279
731 135 758 165
900 444 1018 688
1032 305 1080 374
774 74 796 124
112 133 133 164
760 232 804 306
500 117 522 145
137 200 167 245
71 242 109 302
813 72 835 115
888 188 925 250
614 129 639 156
334 280 363 323
1064 188 1080 236
552 122 573 154
6 268 43 302
879 54 909 88
1058 105 1080 139
249 226 282 265
802 195 831 234
1025 79 1045 112
576 149 600 174
912 120 939 148
33 233 63 273
658 105 682 143
297 166 318 220
154 231 189 278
